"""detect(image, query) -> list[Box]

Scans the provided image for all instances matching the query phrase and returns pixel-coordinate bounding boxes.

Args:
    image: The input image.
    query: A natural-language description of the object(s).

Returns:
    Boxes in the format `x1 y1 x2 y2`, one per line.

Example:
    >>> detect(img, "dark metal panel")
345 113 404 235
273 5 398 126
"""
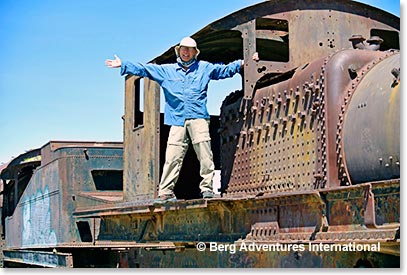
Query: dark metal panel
4 143 123 249
323 50 390 187
3 249 73 268
5 158 61 249
343 53 400 183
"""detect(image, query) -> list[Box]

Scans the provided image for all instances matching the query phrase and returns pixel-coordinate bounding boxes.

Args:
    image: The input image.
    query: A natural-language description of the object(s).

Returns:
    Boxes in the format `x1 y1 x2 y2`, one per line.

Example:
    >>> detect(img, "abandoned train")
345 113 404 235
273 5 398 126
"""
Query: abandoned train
0 0 400 268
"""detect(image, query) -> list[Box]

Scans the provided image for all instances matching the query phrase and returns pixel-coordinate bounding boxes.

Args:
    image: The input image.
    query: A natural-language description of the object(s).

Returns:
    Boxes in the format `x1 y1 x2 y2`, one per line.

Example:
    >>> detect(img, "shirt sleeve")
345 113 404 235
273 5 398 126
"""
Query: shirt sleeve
120 61 166 84
209 60 242 80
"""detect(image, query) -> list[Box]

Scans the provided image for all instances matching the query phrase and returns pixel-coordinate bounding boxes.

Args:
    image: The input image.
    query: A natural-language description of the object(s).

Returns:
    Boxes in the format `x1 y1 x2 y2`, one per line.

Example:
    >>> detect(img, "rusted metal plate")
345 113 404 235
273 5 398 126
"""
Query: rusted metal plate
114 244 399 268
221 50 399 198
3 142 123 249
2 249 73 268
343 53 400 183
73 183 398 243
123 76 161 202
221 58 326 197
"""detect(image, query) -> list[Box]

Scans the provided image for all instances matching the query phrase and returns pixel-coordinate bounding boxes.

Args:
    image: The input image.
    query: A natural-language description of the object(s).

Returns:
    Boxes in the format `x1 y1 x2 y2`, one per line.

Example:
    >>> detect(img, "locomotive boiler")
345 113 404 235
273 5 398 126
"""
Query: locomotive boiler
0 0 400 268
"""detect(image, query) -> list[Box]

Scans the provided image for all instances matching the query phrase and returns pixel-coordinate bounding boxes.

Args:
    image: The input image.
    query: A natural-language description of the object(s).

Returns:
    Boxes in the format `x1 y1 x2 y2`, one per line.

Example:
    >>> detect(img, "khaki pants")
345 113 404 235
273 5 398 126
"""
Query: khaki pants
159 118 214 197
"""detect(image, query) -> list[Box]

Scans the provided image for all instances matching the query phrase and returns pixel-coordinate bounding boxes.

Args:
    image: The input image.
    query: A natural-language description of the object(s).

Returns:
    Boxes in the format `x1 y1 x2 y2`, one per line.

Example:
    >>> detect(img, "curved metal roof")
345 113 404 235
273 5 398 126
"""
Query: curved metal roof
151 0 399 65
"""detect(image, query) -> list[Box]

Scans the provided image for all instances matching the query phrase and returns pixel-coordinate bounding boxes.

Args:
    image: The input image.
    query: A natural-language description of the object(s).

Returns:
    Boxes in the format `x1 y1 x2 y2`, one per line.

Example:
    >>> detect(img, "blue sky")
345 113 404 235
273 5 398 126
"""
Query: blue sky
0 0 401 164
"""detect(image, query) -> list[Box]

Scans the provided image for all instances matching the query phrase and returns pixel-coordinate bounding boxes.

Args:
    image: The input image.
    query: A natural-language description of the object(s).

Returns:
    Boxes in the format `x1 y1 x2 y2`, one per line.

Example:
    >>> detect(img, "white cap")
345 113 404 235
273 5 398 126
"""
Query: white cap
175 37 200 58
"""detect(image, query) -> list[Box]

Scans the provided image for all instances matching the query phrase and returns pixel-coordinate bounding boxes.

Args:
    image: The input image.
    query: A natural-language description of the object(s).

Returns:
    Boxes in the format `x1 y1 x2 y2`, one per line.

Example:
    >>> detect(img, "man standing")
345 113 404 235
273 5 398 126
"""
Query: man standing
106 37 256 203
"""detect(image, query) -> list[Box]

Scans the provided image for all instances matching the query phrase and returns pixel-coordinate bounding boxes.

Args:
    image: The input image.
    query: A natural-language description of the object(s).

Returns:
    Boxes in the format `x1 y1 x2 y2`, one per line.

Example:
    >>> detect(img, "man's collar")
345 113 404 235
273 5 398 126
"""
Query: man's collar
176 60 198 72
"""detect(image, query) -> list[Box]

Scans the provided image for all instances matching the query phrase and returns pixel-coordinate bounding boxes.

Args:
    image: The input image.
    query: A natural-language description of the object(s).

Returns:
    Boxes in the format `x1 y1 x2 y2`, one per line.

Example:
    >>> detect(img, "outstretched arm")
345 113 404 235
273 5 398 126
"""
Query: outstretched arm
210 52 259 80
105 54 166 84
241 52 259 67
105 54 122 68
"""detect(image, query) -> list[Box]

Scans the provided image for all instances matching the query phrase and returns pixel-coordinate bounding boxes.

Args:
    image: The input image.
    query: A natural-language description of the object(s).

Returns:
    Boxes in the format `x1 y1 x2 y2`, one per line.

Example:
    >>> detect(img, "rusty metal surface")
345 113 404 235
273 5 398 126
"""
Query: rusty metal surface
2 142 123 249
123 76 161 201
0 148 41 179
70 179 398 243
70 182 399 267
114 244 399 268
2 249 73 268
343 53 400 183
220 50 399 198
153 0 399 65
221 58 326 197
152 0 399 101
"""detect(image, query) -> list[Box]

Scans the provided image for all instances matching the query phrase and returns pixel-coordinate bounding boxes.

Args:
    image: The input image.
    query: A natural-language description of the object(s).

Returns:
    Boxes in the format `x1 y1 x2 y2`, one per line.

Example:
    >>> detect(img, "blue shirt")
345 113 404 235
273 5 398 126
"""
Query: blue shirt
120 59 242 126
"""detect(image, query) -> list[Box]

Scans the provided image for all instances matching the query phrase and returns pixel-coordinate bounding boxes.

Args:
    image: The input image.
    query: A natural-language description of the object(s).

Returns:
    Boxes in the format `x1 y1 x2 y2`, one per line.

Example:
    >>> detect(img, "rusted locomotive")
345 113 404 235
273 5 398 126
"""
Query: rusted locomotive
0 0 400 268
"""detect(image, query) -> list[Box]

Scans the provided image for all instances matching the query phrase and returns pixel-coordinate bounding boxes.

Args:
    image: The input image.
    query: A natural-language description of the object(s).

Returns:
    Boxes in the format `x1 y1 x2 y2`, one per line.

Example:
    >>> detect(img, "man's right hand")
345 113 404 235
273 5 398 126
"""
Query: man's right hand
105 54 122 68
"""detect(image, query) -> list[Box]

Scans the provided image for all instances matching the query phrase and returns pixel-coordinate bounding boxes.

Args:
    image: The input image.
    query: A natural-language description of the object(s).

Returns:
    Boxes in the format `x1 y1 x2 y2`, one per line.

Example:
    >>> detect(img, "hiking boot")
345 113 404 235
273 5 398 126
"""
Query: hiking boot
202 191 215 199
153 194 177 205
